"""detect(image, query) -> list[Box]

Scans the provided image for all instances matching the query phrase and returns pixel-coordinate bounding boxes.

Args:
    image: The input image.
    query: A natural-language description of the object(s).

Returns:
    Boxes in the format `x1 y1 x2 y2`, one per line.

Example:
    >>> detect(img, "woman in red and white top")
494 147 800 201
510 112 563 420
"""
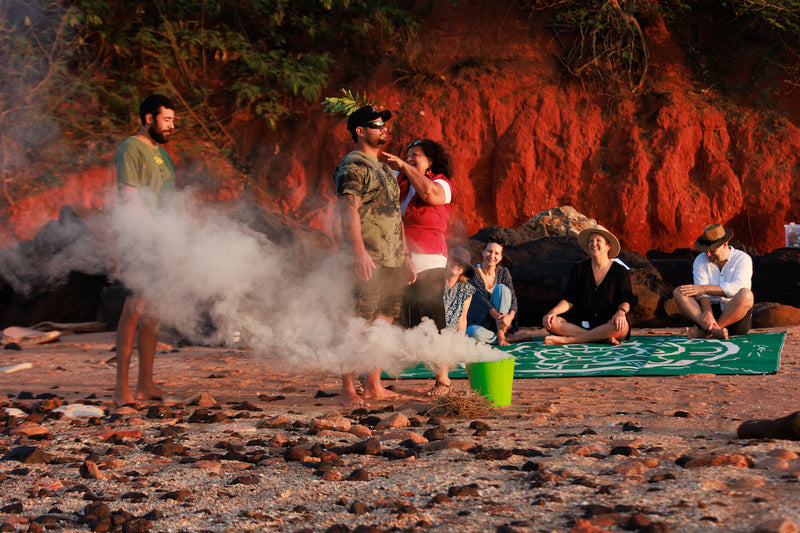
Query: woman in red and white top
383 139 453 332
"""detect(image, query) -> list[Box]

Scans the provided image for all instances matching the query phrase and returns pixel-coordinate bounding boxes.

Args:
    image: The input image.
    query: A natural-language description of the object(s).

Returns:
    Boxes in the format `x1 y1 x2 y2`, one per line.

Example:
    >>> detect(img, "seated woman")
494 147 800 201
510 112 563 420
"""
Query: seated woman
466 240 518 346
542 225 633 345
429 247 475 396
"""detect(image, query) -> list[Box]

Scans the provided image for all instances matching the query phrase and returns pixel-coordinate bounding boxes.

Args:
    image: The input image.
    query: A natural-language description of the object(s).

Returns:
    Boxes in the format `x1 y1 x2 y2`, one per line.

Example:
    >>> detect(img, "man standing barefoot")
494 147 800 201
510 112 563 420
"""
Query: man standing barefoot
673 223 754 340
333 105 415 408
113 95 176 406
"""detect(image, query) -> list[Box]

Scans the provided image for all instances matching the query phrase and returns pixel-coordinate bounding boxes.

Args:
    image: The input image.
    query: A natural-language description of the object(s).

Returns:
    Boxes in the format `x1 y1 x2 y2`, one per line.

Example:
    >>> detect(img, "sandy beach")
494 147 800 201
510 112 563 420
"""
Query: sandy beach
2 325 800 532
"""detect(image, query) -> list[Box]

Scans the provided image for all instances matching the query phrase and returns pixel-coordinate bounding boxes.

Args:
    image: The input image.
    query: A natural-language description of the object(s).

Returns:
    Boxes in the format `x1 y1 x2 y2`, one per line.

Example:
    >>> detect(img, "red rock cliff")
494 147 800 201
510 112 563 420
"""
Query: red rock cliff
2 1 798 255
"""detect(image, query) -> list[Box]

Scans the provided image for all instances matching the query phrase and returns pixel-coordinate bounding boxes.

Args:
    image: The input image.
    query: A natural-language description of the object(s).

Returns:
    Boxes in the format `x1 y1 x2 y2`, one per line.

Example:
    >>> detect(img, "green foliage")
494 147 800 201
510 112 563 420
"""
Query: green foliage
0 0 421 205
322 88 373 117
0 1 91 205
521 0 654 92
734 0 800 34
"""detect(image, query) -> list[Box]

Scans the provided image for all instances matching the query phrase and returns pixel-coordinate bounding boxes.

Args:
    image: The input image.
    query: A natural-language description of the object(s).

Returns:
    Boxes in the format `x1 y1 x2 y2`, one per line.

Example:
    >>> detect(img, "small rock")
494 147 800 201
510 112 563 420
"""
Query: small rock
9 422 49 438
375 412 409 429
150 442 184 457
755 457 791 470
231 474 260 485
80 460 106 480
428 493 452 506
447 484 479 497
190 393 217 407
754 518 799 533
257 415 292 429
160 489 191 501
322 470 343 481
378 429 427 443
423 427 446 441
145 405 173 419
349 424 372 437
738 412 800 440
83 502 110 521
3 446 51 464
474 448 513 460
311 413 351 433
348 501 370 515
610 446 640 457
683 454 749 468
769 449 800 461
347 468 370 481
53 404 105 418
343 438 381 456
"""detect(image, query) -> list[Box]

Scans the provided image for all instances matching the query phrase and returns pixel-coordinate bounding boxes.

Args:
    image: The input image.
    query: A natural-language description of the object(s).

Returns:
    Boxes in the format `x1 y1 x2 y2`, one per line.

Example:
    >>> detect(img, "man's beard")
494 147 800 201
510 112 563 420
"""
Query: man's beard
148 123 170 144
365 135 387 149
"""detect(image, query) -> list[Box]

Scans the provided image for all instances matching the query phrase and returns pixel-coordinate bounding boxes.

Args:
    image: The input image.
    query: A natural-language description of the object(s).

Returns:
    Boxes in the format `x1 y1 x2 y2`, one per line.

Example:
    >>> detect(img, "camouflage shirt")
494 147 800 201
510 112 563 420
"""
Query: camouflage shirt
333 150 404 268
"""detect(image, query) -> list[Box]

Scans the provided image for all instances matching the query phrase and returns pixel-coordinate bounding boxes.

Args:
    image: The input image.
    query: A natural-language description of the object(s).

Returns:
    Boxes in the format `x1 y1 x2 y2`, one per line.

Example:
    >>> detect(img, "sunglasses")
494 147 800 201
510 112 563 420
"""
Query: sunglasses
362 122 386 130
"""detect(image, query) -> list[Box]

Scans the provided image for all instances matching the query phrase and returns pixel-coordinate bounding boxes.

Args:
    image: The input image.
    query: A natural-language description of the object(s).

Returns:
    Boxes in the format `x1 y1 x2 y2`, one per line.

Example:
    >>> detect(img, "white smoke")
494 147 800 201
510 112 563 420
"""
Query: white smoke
112 190 502 375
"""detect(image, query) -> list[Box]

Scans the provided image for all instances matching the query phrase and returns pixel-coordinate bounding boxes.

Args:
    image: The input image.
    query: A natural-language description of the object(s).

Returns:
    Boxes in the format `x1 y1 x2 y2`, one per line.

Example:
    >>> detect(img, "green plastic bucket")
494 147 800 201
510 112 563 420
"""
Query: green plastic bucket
466 357 515 406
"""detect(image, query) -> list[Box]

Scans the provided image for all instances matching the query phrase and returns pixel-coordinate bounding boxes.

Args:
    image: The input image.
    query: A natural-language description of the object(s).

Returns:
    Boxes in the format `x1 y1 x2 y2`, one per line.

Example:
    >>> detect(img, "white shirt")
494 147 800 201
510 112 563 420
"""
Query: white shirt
692 247 752 308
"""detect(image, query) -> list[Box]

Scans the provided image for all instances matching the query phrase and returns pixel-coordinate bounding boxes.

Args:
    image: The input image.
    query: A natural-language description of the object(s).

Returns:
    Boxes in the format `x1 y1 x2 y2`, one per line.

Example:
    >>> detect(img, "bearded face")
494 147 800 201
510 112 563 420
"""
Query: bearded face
147 107 175 144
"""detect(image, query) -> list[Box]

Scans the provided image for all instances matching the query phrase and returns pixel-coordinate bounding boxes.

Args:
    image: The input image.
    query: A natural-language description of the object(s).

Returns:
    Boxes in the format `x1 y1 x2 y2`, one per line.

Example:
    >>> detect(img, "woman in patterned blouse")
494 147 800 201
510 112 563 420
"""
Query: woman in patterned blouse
429 247 475 396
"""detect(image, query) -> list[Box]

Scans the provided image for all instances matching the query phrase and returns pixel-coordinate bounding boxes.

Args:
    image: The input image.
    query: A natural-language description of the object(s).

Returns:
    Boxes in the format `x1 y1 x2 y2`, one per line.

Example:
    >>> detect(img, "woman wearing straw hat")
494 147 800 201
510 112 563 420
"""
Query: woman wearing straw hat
542 225 634 345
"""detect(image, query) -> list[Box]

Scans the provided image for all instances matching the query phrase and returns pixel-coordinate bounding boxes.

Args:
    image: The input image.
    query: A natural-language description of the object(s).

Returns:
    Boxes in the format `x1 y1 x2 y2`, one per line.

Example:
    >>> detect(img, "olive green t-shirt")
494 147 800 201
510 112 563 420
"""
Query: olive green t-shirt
333 150 404 268
115 136 175 204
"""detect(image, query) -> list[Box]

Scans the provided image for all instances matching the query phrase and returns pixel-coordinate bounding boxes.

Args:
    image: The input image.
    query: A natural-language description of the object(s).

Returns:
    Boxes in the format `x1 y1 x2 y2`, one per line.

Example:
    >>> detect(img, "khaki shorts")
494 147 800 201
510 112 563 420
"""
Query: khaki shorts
354 264 404 321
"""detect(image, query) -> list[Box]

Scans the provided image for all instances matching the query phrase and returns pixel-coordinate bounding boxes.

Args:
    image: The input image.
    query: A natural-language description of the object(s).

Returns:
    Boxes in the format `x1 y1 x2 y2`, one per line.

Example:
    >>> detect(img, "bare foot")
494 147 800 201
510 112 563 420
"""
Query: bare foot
686 326 710 339
427 381 451 397
544 335 571 345
340 390 369 408
496 331 509 346
710 327 729 340
113 387 135 407
363 384 406 401
135 384 165 402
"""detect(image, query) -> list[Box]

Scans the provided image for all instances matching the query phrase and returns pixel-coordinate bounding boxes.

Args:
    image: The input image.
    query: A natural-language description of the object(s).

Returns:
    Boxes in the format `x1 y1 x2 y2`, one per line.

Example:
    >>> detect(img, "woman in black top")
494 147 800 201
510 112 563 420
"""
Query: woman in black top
542 225 633 345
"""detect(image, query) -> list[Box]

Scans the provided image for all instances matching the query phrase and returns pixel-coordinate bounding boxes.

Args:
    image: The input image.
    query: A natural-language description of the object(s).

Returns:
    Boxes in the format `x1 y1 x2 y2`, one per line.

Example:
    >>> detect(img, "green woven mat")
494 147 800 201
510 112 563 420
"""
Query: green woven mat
392 332 785 379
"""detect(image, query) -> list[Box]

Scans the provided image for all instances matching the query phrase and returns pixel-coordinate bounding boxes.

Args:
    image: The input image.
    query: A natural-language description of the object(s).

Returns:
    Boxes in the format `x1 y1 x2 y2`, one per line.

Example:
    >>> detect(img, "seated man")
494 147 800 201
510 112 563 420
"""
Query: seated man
673 224 754 340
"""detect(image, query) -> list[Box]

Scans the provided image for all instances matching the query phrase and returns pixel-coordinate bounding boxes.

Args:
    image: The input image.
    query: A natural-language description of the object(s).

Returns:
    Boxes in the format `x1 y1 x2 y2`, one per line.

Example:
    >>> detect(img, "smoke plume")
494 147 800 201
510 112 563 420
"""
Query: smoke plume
113 190 501 375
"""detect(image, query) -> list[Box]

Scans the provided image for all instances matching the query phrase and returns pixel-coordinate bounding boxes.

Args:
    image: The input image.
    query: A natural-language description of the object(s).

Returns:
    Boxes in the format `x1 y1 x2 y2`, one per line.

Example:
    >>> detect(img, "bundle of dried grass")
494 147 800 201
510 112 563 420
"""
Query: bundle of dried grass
426 389 493 418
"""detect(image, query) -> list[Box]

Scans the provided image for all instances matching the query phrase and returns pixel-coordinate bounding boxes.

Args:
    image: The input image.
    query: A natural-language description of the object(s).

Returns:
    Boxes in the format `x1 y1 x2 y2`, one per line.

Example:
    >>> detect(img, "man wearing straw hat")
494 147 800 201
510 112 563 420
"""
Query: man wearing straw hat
673 223 754 340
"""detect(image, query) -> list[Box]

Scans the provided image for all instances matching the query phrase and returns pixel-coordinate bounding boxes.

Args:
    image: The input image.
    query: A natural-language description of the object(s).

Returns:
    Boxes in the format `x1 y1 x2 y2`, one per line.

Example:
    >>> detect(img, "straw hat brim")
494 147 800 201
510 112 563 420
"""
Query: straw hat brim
694 227 733 251
577 225 621 259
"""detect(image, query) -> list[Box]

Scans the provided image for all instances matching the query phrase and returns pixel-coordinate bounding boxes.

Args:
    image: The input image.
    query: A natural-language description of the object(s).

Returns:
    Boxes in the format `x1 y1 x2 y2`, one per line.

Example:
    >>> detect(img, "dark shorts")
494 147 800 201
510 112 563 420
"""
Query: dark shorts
355 264 404 321
712 303 752 336
400 268 446 330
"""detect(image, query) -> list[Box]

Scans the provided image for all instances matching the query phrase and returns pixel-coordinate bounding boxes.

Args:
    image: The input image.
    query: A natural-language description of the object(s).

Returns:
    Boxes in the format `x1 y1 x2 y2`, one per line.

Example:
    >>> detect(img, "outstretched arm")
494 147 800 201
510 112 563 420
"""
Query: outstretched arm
383 152 447 205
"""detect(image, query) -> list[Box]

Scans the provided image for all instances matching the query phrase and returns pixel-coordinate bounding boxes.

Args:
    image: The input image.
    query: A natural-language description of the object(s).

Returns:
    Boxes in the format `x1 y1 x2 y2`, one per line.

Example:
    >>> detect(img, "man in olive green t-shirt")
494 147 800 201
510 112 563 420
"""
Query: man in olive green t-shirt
113 94 176 406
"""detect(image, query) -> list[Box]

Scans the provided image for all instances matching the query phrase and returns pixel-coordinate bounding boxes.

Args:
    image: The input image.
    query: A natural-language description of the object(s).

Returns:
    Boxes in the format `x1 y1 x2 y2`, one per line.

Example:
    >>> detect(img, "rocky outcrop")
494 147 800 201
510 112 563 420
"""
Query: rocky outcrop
0 203 333 330
461 209 800 328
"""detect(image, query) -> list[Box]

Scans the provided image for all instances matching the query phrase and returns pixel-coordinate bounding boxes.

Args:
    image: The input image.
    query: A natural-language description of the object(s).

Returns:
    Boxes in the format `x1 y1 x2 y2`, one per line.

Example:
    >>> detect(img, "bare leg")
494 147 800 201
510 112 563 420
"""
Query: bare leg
341 373 368 408
114 297 143 406
496 328 509 346
428 363 451 396
715 289 754 330
362 367 402 400
544 317 628 346
135 309 164 401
